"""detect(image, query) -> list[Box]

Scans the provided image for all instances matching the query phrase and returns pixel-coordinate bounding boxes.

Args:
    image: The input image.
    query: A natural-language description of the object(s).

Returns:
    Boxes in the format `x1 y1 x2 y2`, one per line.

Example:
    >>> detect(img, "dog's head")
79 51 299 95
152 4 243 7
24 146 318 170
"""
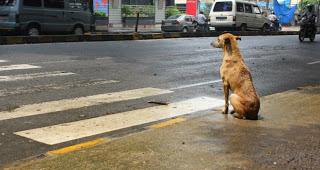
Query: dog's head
211 33 241 49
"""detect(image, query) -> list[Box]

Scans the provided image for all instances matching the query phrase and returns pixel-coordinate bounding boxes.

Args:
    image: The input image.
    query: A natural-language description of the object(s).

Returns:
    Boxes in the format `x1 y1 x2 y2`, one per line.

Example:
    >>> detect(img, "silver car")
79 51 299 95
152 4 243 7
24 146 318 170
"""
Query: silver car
161 15 196 32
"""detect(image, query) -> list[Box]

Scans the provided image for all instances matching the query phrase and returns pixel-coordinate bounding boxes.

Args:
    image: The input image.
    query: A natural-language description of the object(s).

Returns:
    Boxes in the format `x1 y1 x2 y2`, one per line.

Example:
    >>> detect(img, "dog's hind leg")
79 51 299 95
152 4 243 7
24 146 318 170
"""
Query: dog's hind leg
229 94 246 119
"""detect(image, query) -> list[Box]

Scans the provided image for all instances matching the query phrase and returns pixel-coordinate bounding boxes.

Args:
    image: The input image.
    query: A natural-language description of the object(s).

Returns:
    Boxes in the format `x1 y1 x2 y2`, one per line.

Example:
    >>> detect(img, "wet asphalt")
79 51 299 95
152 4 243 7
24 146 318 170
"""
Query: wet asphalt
0 35 319 165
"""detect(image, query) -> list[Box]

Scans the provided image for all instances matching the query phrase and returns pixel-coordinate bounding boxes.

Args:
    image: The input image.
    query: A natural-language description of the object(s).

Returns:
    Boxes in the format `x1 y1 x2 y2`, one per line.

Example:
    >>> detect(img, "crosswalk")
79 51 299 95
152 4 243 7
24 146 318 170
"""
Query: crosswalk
0 59 224 148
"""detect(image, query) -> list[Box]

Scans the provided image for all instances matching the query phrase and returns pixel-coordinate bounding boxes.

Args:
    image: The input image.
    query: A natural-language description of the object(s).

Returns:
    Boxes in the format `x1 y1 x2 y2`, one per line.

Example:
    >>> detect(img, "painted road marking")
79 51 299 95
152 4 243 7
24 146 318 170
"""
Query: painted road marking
0 71 75 82
0 60 8 63
48 138 109 155
149 117 186 129
307 61 320 65
170 80 222 90
0 88 173 121
0 79 119 97
0 64 41 71
15 97 224 145
195 49 214 52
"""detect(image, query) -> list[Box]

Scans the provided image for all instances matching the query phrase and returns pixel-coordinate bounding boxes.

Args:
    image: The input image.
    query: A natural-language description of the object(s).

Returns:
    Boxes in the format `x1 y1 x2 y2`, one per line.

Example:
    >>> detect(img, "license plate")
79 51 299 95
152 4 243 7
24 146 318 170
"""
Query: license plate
209 27 215 31
216 17 227 20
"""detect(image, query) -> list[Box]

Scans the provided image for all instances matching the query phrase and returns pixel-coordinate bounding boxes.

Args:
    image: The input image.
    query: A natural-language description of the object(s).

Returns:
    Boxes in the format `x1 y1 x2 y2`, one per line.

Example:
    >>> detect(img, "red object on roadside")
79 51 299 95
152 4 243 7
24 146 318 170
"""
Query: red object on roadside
186 0 197 16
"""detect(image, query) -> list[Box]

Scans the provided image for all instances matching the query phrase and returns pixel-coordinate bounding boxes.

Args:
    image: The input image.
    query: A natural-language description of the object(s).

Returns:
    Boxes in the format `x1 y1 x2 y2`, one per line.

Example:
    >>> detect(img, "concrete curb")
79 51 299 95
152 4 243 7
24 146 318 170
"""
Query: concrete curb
0 31 301 45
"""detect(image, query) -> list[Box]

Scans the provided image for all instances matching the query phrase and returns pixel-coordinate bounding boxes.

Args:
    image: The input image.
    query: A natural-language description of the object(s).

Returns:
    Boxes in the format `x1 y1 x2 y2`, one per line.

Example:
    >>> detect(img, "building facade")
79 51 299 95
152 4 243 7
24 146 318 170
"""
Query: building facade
94 0 174 28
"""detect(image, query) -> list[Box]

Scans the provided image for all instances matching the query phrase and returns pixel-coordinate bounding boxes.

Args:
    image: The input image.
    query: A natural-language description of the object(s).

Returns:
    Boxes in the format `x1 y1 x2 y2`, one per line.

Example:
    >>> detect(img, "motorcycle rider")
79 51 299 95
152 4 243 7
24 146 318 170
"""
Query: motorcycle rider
268 11 277 22
300 4 314 23
299 5 316 29
268 11 280 31
298 4 316 41
196 11 207 32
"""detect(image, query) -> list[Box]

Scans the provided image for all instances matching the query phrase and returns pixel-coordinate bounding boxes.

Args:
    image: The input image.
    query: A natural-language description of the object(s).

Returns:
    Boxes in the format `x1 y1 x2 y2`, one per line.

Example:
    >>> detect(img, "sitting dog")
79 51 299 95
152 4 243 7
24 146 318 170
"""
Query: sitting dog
211 33 260 120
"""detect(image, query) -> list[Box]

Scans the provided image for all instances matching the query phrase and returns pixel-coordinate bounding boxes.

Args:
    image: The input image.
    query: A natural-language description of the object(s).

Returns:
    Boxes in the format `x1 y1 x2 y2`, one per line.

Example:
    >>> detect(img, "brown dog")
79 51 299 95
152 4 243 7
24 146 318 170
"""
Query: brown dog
211 33 260 120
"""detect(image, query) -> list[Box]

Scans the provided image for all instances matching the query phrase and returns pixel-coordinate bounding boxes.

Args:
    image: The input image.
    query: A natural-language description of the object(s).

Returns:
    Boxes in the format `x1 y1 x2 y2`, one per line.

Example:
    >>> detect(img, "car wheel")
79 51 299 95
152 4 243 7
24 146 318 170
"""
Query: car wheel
182 27 188 33
74 26 84 35
240 24 246 32
27 26 40 36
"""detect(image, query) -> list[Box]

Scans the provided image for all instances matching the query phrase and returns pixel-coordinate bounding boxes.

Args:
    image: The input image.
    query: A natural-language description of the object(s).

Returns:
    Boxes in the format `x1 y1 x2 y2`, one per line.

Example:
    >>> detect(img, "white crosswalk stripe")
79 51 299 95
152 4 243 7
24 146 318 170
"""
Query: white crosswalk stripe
15 97 224 145
0 64 41 71
0 71 75 82
0 88 173 121
0 60 9 63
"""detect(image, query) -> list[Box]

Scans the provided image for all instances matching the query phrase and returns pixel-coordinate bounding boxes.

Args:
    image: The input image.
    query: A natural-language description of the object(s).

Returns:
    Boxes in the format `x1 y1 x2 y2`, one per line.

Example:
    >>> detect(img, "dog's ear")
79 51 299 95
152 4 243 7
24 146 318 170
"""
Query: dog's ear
224 37 231 45
224 37 232 55
235 36 241 41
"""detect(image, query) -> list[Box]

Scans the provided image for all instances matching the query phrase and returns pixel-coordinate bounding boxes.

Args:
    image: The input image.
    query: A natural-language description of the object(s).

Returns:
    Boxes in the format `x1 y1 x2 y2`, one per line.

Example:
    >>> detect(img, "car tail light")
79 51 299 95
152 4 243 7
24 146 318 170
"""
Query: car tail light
233 16 236 21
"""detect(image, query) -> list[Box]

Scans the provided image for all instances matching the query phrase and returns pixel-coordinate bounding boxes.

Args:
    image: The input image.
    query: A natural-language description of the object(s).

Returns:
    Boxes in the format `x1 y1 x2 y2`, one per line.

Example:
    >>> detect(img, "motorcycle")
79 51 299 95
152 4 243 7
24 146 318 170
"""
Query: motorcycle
193 19 210 33
298 15 316 42
269 19 282 32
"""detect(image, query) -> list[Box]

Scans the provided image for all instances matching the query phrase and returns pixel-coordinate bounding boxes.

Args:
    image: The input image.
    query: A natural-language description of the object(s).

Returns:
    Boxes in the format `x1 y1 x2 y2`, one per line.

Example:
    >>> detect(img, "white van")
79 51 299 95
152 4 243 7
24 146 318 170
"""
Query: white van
209 0 270 31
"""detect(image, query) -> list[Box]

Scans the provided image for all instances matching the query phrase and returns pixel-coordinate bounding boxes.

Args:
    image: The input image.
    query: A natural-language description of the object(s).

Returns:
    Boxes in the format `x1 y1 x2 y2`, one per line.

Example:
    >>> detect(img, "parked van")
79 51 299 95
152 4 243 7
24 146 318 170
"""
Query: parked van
0 0 94 36
209 0 270 31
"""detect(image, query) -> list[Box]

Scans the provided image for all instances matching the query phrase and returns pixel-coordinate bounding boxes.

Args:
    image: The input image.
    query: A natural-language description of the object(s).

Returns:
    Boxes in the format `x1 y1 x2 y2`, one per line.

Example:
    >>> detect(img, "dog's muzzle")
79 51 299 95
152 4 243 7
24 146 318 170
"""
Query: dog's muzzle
211 41 220 48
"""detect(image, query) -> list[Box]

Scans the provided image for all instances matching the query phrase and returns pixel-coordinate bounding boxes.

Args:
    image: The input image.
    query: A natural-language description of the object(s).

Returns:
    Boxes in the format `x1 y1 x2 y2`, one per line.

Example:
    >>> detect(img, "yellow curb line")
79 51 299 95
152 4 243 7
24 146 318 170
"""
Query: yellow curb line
47 118 186 155
47 138 110 155
149 117 186 129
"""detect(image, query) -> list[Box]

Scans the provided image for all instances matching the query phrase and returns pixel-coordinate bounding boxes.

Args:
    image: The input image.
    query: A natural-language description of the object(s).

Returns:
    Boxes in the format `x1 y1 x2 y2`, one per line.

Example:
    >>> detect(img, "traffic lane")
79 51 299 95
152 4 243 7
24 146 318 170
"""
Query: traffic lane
1 35 318 64
0 36 319 108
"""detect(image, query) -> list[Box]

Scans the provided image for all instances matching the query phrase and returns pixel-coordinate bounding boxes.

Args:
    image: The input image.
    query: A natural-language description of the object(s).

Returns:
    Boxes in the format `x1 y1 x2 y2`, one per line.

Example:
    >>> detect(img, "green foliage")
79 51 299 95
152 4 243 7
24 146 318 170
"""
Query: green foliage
299 0 320 9
122 5 155 17
94 12 106 17
165 6 181 18
121 5 133 17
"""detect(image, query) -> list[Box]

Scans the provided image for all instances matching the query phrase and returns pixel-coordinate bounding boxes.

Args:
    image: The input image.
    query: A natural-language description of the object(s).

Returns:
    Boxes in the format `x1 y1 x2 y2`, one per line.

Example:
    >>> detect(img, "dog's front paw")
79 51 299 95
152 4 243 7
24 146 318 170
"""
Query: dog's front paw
233 113 245 119
222 107 228 114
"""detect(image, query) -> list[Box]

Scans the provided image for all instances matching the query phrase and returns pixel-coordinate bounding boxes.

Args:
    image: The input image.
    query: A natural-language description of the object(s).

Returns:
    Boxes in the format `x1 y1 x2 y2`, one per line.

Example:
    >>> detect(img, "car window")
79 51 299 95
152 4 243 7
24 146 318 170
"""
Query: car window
69 0 85 9
236 3 244 12
44 0 64 9
0 0 15 6
244 4 252 13
213 2 232 12
253 6 261 14
23 0 42 7
185 16 192 22
167 15 181 19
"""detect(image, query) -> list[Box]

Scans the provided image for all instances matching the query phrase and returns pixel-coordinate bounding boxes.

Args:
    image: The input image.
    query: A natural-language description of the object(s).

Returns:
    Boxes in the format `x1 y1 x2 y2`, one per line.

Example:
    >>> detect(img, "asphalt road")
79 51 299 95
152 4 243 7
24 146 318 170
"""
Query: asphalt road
0 35 319 165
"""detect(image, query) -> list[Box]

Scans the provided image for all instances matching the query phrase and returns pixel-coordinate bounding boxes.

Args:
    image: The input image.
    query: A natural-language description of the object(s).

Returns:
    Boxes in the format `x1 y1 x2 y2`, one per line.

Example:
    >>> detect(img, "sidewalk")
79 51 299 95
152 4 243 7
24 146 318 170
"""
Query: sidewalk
3 85 320 170
281 26 299 32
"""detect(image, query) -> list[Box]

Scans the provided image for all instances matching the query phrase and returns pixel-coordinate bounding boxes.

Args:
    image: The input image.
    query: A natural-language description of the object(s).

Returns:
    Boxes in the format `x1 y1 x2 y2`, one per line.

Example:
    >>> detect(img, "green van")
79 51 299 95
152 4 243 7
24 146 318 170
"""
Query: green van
0 0 94 36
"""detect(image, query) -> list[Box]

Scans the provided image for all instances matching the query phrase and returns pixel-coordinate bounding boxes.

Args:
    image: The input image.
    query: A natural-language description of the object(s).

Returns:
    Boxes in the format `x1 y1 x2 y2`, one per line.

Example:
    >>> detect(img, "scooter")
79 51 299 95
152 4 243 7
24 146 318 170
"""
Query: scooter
269 19 282 31
298 15 316 42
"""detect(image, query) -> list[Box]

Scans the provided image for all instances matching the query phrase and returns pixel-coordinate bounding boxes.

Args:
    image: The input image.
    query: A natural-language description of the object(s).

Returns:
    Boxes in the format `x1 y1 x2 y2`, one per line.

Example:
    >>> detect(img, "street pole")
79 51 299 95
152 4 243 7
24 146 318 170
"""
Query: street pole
135 12 139 33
